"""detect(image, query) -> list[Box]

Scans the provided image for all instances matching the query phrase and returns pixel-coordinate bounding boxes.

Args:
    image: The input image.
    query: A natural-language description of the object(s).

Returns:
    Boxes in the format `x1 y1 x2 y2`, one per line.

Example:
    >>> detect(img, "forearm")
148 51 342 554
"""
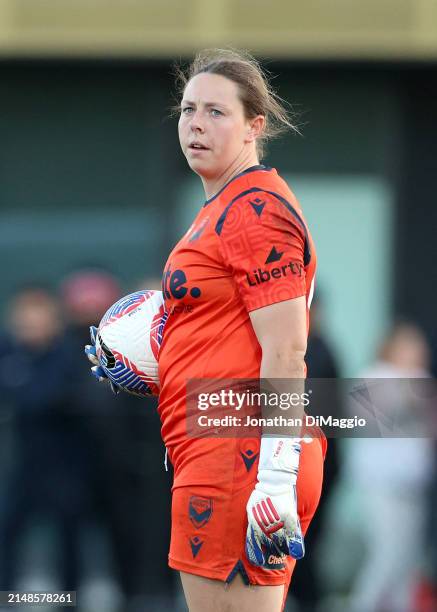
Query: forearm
246 350 305 562
259 349 306 437
246 299 308 562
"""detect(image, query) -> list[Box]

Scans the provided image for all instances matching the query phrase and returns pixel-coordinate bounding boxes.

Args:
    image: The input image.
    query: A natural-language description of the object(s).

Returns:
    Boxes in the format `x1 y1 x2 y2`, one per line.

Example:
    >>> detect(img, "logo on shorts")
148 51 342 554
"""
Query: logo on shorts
189 496 213 528
189 536 204 558
240 448 258 472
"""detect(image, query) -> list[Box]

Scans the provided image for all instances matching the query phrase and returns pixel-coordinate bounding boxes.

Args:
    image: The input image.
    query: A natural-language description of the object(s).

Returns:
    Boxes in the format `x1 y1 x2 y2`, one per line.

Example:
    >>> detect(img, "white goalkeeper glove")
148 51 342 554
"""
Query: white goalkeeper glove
246 437 305 566
84 325 120 395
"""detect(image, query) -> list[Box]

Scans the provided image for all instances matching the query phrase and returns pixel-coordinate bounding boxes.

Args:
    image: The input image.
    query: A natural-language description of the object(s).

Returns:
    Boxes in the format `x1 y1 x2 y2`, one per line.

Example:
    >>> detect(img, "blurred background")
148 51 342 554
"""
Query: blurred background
0 1 436 611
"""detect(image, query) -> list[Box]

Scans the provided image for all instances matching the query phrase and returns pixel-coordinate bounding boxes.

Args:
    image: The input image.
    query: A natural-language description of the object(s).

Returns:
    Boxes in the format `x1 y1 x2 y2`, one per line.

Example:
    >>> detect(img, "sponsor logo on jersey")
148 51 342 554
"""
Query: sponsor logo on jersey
168 303 194 315
189 496 213 528
265 246 284 264
246 260 303 287
189 536 204 558
162 265 201 300
249 197 266 217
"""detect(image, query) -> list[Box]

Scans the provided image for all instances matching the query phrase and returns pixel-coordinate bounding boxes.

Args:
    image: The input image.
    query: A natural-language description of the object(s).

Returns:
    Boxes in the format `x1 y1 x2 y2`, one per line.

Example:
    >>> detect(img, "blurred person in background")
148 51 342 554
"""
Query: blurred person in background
291 293 341 612
62 269 175 611
305 293 339 382
0 285 90 593
414 327 437 612
320 322 434 612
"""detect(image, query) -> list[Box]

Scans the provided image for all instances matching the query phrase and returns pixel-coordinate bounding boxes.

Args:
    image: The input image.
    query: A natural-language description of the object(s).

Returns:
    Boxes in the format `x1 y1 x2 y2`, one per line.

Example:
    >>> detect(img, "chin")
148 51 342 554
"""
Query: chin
186 158 210 177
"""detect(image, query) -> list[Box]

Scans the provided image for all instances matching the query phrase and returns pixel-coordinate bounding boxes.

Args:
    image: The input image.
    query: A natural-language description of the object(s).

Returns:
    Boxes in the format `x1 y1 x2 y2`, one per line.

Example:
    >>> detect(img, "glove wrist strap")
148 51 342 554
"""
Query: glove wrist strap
258 436 301 476
255 468 297 494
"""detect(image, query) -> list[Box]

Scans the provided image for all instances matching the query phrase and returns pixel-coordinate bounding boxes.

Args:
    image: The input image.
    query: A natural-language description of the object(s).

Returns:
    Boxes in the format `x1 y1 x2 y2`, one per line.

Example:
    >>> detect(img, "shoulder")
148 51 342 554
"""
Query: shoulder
215 167 313 267
215 167 306 237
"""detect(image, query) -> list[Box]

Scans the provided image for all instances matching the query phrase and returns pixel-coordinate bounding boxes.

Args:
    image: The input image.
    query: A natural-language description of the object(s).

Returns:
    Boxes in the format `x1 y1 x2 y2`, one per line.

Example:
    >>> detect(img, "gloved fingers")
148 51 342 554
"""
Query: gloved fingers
281 512 299 550
283 513 298 539
91 365 108 382
262 535 284 563
251 497 284 537
271 528 291 556
289 533 305 560
289 519 305 560
86 331 120 397
246 525 286 567
109 381 120 395
91 365 120 395
84 344 99 366
245 525 265 566
271 521 305 560
89 325 98 345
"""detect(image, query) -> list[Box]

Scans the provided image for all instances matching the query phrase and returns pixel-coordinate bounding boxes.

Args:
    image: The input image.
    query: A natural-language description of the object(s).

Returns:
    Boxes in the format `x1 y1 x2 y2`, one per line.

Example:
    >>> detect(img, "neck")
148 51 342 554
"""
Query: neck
201 150 260 200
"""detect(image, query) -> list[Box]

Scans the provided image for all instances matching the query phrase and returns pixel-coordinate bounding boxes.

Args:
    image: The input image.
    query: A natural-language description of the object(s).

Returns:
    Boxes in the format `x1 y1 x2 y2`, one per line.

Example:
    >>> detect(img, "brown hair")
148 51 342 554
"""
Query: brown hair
173 48 298 158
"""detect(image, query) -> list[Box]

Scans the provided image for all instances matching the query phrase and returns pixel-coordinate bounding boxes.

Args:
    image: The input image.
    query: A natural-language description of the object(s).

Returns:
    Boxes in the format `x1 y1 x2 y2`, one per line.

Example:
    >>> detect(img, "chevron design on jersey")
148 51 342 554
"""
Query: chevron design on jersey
249 197 266 217
265 246 284 264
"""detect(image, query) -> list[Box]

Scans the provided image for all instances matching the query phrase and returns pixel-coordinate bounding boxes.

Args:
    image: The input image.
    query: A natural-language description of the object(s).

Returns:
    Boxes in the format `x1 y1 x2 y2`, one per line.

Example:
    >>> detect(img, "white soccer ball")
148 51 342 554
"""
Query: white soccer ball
95 289 167 397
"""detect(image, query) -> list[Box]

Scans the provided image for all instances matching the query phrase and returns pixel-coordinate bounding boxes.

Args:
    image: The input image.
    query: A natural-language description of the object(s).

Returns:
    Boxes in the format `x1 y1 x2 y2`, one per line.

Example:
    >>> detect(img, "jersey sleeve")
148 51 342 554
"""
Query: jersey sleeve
217 190 310 312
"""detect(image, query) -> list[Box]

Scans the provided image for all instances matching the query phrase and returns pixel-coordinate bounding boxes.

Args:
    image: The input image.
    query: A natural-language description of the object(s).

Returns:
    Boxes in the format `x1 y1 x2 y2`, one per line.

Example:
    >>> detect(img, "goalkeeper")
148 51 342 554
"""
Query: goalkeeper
87 48 326 612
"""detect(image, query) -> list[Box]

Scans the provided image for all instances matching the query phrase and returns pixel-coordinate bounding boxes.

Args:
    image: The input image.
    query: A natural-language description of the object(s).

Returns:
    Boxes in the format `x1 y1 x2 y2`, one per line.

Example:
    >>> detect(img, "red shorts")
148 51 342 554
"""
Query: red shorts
168 432 326 593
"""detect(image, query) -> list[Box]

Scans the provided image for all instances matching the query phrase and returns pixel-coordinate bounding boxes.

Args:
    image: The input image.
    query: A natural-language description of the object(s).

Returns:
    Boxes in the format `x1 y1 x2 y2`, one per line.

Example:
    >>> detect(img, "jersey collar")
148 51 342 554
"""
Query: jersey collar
203 165 271 206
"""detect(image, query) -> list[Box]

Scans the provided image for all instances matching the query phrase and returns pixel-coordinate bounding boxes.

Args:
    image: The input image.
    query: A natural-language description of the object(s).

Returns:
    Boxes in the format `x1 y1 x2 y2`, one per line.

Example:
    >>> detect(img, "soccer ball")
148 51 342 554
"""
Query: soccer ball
95 289 167 397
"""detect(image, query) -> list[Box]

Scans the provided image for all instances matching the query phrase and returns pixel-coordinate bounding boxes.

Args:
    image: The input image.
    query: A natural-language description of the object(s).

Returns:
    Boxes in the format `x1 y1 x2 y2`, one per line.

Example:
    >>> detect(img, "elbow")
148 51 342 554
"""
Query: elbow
274 339 307 363
282 348 307 375
264 342 307 374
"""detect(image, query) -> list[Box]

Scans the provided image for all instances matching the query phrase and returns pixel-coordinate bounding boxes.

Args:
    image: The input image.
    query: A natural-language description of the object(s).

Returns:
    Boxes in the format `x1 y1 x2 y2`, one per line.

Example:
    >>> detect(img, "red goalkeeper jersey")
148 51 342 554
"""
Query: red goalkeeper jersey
158 165 316 487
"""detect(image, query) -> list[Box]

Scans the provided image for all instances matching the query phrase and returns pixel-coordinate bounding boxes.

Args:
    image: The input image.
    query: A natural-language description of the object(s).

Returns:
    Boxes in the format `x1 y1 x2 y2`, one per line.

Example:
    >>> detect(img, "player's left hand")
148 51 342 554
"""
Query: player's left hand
245 436 305 566
245 474 305 565
84 325 120 395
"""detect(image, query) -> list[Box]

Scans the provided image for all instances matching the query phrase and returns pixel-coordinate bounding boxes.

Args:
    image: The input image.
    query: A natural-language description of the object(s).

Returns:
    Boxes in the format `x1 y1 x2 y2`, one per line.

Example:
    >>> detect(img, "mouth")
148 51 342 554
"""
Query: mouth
188 142 209 151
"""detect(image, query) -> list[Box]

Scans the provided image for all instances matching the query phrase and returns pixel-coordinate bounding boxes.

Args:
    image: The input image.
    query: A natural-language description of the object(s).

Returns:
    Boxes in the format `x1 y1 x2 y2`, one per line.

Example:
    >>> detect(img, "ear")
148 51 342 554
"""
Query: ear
245 115 265 143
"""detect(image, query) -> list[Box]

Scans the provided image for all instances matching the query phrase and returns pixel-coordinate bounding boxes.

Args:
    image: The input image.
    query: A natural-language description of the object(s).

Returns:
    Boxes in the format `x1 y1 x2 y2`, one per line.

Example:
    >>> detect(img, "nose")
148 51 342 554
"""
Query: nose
190 110 205 134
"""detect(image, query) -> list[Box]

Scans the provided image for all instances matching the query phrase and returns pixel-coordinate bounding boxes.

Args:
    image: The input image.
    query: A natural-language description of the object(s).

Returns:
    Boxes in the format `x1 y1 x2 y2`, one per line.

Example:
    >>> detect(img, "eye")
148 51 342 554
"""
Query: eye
181 106 194 115
210 109 223 117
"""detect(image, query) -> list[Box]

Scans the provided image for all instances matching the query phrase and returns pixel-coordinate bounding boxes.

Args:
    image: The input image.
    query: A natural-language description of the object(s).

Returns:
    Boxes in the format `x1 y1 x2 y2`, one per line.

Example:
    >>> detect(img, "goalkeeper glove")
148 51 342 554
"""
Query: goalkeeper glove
84 325 120 395
246 436 305 566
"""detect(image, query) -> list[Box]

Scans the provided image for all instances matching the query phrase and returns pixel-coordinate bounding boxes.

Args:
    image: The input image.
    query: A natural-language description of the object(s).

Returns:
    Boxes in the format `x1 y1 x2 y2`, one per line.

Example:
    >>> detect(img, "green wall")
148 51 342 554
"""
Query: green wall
0 62 402 372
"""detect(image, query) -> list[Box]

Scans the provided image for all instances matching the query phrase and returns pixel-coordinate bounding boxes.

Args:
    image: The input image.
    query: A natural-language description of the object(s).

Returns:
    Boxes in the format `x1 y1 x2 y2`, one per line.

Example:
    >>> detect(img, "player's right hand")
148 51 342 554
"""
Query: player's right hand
84 325 120 395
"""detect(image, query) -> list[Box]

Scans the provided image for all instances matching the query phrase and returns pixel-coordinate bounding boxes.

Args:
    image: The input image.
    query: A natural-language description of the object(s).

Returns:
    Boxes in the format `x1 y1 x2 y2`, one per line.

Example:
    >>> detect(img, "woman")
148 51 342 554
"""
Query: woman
88 48 326 612
158 49 326 612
